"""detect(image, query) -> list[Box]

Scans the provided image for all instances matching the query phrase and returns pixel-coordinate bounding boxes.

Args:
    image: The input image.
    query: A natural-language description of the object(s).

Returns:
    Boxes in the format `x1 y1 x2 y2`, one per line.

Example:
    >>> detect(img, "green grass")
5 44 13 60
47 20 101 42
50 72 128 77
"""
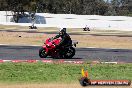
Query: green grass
0 62 131 84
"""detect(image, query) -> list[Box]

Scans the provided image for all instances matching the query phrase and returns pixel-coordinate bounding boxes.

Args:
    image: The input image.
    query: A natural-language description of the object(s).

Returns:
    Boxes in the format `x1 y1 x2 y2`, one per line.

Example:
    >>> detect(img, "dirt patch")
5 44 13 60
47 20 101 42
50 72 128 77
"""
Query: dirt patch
71 35 132 49
0 83 131 88
0 31 54 45
0 27 132 49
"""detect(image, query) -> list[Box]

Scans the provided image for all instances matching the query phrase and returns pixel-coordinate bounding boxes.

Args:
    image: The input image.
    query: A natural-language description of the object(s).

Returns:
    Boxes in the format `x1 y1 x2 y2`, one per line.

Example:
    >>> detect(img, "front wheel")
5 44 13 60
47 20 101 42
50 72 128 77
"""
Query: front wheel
39 48 47 58
63 47 75 59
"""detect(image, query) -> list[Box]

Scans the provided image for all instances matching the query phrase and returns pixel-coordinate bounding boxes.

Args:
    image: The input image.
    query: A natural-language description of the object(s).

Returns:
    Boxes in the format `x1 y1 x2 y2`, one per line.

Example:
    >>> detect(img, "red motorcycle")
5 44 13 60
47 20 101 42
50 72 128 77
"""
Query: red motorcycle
39 37 78 59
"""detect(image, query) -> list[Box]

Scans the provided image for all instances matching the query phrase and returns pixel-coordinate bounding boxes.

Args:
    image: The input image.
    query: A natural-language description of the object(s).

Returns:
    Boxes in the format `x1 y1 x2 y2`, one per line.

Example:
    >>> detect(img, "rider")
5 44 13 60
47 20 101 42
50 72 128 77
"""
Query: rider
54 28 72 49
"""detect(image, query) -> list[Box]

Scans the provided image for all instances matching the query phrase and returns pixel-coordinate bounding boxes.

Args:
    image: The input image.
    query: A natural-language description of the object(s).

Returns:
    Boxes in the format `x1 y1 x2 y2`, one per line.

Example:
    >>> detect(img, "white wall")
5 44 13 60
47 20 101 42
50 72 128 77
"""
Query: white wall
0 11 132 31
0 11 13 22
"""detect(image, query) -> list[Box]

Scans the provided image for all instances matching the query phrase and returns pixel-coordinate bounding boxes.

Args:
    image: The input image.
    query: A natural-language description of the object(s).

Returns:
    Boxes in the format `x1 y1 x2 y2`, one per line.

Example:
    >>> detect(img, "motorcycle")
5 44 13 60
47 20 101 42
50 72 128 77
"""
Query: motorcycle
39 37 78 59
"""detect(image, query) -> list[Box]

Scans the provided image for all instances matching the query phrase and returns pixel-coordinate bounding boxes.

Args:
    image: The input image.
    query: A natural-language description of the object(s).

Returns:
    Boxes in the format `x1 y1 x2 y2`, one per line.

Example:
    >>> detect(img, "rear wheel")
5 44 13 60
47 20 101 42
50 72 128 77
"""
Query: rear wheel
39 48 47 58
63 47 75 59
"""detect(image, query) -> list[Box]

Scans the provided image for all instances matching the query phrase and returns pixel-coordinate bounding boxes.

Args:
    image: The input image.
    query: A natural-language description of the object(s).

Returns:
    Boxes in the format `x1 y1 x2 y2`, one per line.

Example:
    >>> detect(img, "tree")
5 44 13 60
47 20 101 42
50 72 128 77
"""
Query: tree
2 0 131 16
110 0 131 15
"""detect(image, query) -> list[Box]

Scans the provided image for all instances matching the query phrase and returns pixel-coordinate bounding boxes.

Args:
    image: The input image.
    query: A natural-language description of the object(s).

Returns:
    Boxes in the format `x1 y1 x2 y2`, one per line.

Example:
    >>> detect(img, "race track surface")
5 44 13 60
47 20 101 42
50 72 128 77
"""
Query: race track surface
0 45 132 62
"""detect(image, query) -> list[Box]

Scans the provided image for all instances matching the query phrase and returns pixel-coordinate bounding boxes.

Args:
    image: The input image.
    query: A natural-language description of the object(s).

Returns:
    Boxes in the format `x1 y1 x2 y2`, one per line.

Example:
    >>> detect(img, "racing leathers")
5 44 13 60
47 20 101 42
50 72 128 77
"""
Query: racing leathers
54 33 72 48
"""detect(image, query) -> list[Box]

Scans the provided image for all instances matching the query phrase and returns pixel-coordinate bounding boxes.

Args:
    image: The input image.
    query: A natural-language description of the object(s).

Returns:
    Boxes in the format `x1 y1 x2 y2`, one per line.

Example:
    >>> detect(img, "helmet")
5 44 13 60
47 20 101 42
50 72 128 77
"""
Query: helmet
59 28 66 36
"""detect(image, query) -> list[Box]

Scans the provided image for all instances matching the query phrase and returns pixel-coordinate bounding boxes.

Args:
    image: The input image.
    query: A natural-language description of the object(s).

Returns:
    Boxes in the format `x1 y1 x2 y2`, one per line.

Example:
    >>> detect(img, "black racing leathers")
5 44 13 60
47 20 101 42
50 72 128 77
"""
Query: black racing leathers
54 33 72 48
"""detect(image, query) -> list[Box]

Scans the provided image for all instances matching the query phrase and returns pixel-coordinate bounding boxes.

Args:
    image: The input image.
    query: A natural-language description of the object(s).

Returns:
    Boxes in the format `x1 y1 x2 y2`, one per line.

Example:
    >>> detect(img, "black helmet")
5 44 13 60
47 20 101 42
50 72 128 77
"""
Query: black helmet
59 28 66 36
62 28 66 32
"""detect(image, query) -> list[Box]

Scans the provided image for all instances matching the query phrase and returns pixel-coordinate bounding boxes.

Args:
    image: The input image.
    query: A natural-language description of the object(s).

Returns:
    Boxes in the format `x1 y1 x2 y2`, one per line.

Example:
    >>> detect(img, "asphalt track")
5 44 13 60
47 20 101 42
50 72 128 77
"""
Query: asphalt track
0 45 132 62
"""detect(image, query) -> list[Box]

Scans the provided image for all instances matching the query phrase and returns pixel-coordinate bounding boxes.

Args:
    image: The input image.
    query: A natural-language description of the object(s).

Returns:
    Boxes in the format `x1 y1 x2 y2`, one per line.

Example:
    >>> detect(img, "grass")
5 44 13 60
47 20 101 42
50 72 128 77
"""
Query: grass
0 62 131 84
